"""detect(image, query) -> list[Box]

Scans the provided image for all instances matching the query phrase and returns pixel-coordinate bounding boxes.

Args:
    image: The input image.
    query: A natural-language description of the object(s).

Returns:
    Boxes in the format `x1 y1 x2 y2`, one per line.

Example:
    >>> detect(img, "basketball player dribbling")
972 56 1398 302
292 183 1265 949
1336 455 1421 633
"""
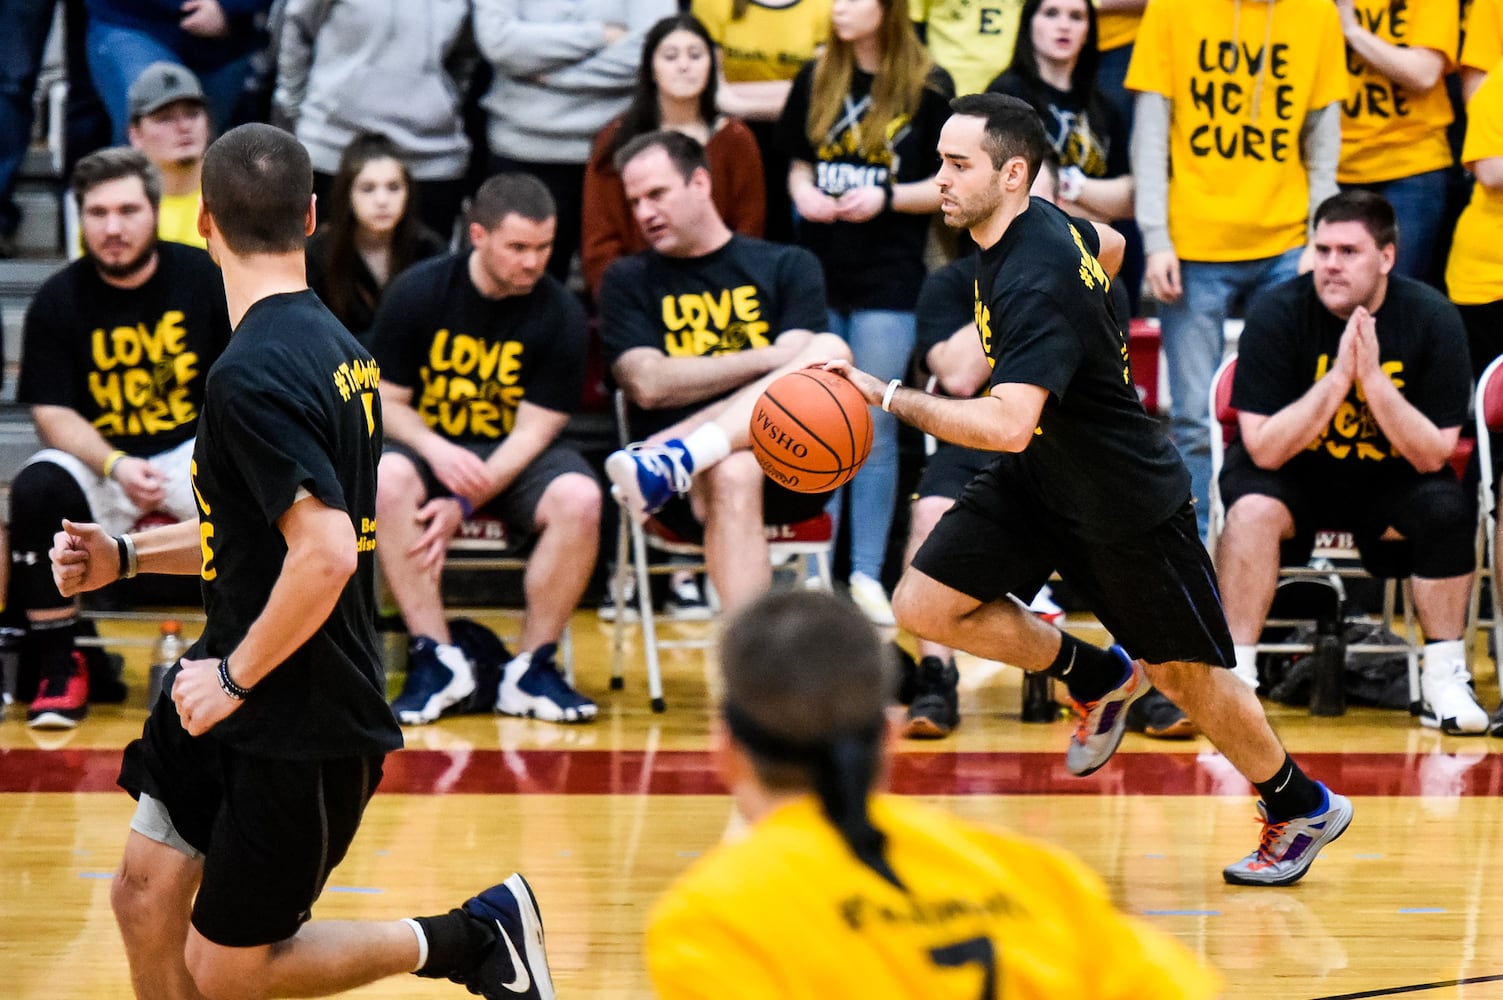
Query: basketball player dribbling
823 93 1353 887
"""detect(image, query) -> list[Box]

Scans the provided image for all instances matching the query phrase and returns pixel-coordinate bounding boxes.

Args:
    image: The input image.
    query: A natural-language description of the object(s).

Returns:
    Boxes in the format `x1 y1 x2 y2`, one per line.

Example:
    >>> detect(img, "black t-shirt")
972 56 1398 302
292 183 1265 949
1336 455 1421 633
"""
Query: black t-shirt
367 254 588 445
17 242 231 455
987 73 1128 180
777 63 953 311
598 234 829 438
186 290 399 759
977 198 1188 540
915 257 976 365
1231 273 1471 478
305 226 448 343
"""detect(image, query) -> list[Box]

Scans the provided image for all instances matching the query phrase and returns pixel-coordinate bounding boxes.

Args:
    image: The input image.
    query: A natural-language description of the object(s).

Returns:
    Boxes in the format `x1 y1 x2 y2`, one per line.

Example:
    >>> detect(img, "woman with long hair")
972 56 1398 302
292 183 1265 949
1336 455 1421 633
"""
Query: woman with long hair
777 0 952 626
306 134 447 342
987 0 1132 224
581 12 766 298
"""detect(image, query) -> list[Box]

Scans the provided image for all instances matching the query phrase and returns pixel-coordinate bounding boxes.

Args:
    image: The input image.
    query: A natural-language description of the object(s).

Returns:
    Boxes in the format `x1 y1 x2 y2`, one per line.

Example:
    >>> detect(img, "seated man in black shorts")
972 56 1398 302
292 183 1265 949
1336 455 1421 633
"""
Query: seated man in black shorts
370 173 602 725
1216 190 1483 734
600 130 851 612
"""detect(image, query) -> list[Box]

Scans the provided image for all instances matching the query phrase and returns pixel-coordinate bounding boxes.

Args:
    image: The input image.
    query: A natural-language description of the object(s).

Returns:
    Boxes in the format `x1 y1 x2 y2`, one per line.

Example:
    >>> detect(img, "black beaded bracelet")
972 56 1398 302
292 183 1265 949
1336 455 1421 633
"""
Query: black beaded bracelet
218 657 251 700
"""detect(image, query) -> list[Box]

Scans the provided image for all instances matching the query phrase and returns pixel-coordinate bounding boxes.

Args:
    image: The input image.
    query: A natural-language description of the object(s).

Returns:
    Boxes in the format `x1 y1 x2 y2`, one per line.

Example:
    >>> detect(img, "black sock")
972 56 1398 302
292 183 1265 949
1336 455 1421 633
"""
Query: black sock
412 908 496 979
25 615 78 669
1044 634 1129 703
1253 754 1324 821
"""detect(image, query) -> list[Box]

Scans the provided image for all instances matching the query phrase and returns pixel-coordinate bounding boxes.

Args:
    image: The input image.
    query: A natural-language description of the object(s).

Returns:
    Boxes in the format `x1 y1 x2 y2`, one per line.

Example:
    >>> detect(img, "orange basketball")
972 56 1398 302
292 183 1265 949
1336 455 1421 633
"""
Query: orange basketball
750 369 873 493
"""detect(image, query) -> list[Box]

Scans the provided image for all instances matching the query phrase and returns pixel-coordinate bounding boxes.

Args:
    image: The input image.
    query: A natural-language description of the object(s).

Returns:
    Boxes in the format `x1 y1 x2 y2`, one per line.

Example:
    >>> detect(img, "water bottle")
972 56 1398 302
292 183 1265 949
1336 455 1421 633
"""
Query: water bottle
148 620 185 707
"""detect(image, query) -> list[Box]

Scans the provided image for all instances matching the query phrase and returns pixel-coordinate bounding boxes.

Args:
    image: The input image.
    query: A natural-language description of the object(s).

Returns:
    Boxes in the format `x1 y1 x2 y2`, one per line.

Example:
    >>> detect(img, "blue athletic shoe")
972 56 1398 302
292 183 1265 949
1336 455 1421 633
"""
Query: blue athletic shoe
605 440 694 523
1223 784 1354 886
1064 646 1148 777
495 643 597 723
392 637 476 725
462 873 556 1000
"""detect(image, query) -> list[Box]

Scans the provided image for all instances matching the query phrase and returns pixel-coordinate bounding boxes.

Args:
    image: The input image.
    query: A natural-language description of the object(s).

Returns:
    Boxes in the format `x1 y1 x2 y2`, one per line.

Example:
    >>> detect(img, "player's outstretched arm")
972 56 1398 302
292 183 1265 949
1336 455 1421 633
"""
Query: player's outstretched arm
50 518 203 596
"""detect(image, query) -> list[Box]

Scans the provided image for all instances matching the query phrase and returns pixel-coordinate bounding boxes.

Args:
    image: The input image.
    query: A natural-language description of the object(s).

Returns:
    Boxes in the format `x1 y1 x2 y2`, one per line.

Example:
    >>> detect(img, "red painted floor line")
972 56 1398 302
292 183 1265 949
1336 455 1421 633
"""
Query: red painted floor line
2 747 1501 797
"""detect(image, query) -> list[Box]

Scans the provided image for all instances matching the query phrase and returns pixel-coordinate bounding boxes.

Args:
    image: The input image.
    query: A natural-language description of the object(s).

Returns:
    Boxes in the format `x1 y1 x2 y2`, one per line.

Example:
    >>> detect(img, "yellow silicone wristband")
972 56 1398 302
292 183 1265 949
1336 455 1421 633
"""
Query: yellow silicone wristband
102 450 127 478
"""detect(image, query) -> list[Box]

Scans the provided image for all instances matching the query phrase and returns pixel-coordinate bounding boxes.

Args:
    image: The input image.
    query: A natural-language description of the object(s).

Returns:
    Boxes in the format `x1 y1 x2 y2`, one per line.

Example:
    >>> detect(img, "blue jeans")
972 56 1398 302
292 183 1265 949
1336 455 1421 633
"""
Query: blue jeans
1345 169 1449 284
0 0 57 238
1158 248 1303 537
825 309 915 581
86 21 251 142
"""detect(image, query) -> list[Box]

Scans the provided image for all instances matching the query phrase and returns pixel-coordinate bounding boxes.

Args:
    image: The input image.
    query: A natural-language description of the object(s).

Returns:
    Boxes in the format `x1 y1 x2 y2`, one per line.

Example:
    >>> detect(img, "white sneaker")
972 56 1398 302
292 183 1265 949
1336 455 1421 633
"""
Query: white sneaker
848 572 896 626
665 573 713 621
1026 584 1064 626
1419 659 1488 735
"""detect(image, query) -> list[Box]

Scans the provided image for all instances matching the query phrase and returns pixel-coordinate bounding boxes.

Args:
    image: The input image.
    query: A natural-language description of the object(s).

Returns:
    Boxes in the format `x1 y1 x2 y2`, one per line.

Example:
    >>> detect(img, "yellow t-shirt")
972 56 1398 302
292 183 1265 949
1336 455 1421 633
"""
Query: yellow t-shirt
647 796 1223 1000
1096 7 1143 53
1125 0 1348 262
1338 0 1456 183
693 0 831 82
158 191 207 250
1462 0 1501 74
910 0 1025 97
1446 62 1503 304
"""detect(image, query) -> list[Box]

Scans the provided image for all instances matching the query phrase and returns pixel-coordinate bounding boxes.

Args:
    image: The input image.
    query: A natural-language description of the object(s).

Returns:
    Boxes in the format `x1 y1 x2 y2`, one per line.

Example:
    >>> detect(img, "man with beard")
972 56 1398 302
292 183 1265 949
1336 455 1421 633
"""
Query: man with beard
126 62 211 249
10 146 229 728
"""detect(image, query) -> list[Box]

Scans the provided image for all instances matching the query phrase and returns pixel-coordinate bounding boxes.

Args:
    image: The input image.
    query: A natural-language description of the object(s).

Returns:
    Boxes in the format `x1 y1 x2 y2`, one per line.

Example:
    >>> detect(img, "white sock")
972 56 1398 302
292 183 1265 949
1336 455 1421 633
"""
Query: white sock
402 918 429 973
1231 645 1260 688
1422 638 1465 675
681 423 731 473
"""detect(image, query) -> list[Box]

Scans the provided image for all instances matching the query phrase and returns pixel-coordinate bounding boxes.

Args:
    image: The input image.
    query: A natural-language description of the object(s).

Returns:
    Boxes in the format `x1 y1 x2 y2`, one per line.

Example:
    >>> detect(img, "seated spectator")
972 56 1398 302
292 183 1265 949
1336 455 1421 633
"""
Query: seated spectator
582 11 765 299
126 62 210 249
601 131 850 612
473 0 677 282
10 147 231 729
306 134 448 342
1445 58 1503 379
275 0 476 241
1215 191 1482 734
646 589 1223 999
370 173 602 726
1335 0 1458 283
85 0 272 142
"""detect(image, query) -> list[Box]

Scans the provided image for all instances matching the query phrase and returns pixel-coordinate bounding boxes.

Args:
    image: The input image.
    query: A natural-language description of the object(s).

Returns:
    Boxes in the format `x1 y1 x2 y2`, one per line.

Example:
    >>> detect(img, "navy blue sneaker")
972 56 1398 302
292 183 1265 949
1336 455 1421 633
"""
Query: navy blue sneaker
392 637 476 725
496 643 597 723
462 873 555 999
605 440 694 523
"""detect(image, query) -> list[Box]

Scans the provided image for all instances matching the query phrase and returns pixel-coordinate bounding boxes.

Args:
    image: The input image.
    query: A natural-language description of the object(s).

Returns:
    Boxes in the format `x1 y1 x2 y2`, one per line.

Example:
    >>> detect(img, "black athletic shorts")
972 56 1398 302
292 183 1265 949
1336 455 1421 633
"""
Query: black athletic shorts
912 443 992 502
384 441 597 536
912 465 1233 667
651 477 831 544
1217 442 1475 579
118 697 384 947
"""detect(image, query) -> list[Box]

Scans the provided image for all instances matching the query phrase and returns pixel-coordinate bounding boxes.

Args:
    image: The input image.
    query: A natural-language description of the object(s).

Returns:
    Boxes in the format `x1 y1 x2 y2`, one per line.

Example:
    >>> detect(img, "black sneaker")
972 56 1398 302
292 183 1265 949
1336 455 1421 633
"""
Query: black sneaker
891 642 919 705
1490 701 1503 738
462 873 556 999
904 656 959 739
1125 688 1197 740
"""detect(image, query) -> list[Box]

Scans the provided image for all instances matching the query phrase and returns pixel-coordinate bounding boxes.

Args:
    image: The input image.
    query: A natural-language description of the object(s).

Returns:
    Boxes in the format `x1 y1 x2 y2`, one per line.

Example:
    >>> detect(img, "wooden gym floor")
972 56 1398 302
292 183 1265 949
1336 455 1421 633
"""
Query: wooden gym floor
2 610 1502 999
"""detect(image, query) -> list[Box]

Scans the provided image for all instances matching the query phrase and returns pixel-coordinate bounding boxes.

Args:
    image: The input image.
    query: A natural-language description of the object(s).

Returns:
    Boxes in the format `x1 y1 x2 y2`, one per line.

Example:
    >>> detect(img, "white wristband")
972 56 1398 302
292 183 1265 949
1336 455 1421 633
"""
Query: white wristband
881 379 902 413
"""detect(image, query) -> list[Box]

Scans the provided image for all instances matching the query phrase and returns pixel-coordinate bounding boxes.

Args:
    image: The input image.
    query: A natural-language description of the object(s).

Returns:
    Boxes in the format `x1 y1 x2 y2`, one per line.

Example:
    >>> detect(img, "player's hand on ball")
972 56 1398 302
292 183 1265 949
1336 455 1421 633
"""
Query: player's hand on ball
172 656 241 736
816 359 886 407
50 519 118 597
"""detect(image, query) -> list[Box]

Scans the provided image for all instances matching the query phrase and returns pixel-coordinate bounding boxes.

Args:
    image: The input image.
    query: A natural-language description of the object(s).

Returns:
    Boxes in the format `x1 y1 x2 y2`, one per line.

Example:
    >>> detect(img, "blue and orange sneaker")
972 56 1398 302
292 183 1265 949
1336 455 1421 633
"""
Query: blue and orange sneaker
605 440 694 524
1064 646 1148 776
1223 784 1353 886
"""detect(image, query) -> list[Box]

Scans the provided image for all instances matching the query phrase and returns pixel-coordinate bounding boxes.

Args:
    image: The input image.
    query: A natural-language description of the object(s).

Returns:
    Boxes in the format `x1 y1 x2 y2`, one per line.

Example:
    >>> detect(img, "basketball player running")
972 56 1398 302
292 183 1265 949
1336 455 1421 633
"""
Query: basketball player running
49 124 555 999
823 93 1353 887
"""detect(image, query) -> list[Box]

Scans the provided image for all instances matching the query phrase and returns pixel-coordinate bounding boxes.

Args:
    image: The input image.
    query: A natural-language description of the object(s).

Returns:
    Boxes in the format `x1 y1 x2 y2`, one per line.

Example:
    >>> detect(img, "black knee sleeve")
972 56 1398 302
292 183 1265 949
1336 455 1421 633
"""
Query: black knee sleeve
9 461 91 613
1400 478 1476 580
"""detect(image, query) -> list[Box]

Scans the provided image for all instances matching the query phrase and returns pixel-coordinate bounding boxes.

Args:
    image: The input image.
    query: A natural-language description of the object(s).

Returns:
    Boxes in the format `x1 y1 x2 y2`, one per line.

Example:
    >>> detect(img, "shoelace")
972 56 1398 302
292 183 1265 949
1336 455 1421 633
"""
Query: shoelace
1068 697 1097 745
628 443 692 496
1252 813 1290 863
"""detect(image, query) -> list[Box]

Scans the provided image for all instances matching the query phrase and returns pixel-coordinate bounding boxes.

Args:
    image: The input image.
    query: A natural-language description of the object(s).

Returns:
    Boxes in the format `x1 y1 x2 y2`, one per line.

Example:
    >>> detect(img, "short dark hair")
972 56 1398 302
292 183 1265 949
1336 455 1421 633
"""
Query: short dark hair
613 129 709 182
1314 189 1399 250
468 172 556 231
949 92 1051 182
201 123 312 254
71 147 161 211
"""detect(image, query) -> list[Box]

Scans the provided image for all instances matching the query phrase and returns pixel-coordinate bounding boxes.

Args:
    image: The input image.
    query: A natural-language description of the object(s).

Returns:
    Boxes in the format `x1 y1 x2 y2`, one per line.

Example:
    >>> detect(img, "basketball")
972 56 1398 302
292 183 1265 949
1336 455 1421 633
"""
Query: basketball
750 369 873 493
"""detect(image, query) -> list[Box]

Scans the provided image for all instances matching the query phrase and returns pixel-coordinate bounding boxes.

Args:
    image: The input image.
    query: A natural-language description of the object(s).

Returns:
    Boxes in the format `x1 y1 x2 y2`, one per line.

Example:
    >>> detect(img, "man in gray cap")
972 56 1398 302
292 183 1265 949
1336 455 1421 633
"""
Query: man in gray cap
127 62 210 249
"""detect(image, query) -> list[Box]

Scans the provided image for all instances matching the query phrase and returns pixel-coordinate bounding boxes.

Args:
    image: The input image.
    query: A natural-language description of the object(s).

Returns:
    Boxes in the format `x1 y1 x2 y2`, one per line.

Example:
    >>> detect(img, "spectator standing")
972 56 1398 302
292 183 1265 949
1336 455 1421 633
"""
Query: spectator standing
274 0 477 242
1126 0 1348 538
1461 0 1502 99
473 0 676 283
582 12 765 298
1446 58 1503 376
777 0 952 625
693 0 830 241
306 134 448 342
0 0 60 257
908 0 1025 97
1334 0 1458 283
1093 0 1145 130
126 62 210 249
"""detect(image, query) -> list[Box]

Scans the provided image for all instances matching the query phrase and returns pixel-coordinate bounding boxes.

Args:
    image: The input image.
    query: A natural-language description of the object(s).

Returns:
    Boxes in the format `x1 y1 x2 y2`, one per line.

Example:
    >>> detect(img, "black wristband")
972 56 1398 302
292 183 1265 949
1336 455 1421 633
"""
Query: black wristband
116 535 129 578
882 182 895 211
218 657 251 700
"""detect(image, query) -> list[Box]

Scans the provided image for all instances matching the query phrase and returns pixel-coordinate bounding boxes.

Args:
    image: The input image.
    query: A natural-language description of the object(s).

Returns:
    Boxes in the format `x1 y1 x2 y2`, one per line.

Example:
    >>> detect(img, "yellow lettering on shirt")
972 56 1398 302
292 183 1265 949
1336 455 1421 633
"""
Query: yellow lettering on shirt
86 310 202 439
417 331 524 438
1307 355 1407 461
191 459 216 580
660 286 773 357
973 281 996 370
